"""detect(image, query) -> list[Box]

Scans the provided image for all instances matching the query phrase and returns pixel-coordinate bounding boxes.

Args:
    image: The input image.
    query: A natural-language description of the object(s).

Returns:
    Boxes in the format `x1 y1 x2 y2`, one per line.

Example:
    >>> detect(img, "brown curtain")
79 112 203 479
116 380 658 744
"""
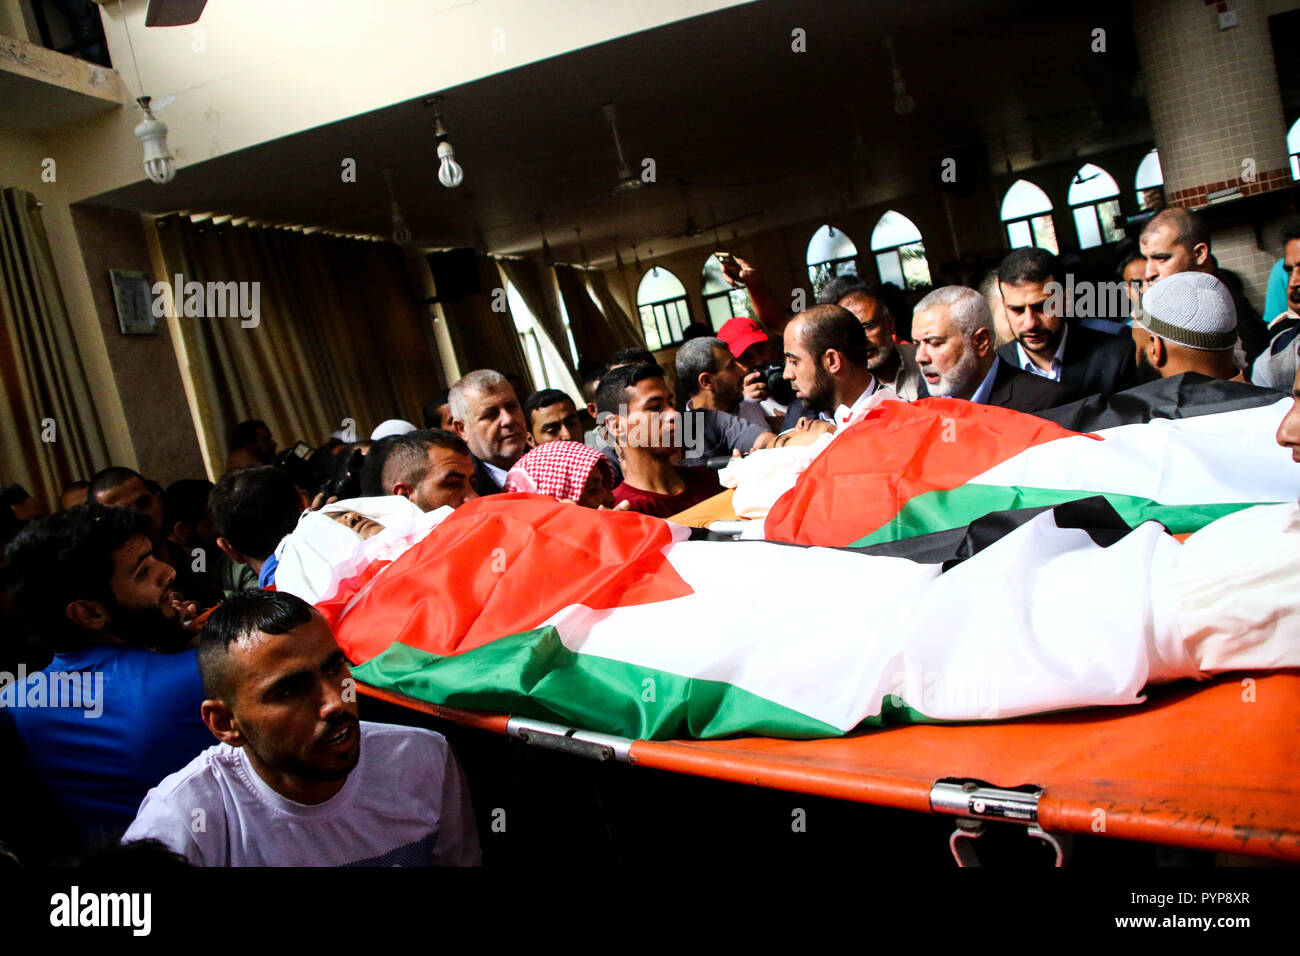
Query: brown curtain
153 215 441 471
587 267 645 349
555 264 628 366
438 252 533 391
497 256 576 379
0 187 110 507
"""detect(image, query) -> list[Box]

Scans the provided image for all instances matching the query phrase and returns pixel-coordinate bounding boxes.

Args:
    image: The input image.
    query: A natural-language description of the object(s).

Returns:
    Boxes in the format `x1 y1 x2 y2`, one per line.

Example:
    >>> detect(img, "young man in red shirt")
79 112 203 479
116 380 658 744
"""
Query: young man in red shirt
595 364 721 519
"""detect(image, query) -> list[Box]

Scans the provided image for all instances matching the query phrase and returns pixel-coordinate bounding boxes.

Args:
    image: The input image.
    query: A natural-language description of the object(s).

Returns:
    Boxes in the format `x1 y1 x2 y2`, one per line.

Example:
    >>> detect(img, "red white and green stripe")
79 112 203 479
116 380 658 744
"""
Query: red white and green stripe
764 395 1298 548
278 496 1211 741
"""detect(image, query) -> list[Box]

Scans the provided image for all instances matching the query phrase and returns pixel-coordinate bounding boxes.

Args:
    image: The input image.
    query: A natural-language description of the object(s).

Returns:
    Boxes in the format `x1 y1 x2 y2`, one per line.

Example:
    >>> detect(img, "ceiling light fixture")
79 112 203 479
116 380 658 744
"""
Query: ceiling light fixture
382 168 413 246
134 95 175 184
425 96 464 188
883 37 915 116
118 1 176 184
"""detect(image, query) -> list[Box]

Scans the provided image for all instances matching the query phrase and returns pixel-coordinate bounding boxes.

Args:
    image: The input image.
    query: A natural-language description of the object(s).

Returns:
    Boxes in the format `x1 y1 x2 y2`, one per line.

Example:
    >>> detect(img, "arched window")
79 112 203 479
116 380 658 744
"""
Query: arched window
636 266 691 350
870 210 931 290
805 224 858 299
701 255 754 331
1288 120 1300 180
1067 163 1124 249
505 282 580 395
1000 179 1058 254
1135 148 1164 211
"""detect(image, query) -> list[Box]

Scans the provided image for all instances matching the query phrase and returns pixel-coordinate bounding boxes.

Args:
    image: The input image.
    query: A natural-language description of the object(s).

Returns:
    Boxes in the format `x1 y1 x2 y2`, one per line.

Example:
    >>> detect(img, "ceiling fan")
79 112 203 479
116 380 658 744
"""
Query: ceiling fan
661 181 761 241
600 101 644 196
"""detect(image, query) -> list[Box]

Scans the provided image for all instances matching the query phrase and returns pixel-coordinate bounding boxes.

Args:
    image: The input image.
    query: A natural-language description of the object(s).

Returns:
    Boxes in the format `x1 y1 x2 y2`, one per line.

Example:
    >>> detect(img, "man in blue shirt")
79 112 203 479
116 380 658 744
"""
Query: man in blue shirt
2 505 214 847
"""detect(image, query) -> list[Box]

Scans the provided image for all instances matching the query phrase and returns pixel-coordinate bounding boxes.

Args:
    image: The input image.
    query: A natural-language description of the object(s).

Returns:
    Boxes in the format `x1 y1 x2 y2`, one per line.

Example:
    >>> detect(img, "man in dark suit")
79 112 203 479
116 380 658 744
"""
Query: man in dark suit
447 369 530 496
913 285 1066 414
996 247 1136 402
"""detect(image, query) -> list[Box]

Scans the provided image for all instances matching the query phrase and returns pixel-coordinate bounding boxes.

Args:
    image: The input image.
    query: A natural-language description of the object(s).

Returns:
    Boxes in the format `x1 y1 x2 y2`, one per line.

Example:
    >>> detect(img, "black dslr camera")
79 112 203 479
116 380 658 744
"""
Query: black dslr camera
752 363 796 406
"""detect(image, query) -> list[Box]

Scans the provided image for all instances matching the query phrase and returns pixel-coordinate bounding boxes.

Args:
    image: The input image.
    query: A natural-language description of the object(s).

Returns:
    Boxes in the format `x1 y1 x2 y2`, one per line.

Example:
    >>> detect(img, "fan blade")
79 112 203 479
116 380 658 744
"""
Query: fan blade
145 0 208 27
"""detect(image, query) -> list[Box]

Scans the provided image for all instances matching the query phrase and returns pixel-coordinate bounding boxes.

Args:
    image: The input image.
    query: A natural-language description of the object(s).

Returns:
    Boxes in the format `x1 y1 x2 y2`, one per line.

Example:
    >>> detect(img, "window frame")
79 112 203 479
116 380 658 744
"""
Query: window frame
1067 165 1124 250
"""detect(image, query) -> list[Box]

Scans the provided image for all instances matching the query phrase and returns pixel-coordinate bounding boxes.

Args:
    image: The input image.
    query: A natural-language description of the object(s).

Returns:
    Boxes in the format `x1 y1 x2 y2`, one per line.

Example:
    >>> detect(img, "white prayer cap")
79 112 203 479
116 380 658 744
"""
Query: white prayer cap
1138 271 1237 350
369 418 418 440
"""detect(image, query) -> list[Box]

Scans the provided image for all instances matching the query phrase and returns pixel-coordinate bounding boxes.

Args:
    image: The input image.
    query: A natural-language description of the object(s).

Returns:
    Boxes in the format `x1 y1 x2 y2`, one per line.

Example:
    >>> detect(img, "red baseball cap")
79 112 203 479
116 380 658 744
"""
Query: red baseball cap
717 317 769 359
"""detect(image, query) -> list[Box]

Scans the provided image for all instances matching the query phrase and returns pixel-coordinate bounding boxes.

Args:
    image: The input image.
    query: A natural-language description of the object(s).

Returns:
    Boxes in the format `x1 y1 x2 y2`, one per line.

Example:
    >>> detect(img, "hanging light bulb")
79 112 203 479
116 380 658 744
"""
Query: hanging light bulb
426 97 464 188
883 38 915 117
119 1 176 186
134 96 176 185
382 168 413 246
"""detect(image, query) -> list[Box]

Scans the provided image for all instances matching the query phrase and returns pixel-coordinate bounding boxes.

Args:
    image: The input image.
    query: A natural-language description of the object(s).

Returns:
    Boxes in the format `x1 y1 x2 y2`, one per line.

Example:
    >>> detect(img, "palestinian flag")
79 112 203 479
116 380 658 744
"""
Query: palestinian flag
764 376 1296 549
272 494 1257 742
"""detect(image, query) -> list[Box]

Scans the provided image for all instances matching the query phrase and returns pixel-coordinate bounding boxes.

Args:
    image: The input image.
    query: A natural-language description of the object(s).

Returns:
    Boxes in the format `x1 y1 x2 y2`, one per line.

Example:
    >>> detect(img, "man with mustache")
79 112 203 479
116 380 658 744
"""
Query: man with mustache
2 505 210 845
122 590 480 866
781 304 883 428
911 285 1066 412
995 247 1136 401
449 369 530 497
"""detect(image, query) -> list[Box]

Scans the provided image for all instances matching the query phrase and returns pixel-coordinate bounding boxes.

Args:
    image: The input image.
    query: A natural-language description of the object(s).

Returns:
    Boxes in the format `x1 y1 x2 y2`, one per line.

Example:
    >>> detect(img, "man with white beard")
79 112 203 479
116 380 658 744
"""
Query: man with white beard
911 285 1066 413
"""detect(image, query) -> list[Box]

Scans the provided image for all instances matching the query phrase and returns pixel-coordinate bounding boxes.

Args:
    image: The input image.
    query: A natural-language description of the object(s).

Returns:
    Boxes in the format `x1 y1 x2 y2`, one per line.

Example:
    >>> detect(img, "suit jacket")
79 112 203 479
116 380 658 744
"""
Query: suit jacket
471 456 505 497
997 323 1136 402
985 358 1070 413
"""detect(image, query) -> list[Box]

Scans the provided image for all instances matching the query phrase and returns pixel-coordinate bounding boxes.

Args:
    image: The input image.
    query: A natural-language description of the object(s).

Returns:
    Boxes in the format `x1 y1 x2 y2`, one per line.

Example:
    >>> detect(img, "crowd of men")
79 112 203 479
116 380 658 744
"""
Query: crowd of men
1 202 1298 867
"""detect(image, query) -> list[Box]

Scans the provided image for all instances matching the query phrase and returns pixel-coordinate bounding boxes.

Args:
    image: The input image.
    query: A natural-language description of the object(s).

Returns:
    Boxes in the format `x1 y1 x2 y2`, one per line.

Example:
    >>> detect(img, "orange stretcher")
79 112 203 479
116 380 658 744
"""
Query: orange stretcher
359 670 1300 863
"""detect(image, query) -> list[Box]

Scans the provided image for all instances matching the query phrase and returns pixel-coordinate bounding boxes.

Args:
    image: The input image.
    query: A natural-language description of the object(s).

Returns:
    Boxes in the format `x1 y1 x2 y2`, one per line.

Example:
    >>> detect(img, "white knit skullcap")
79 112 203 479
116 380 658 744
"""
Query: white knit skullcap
369 418 417 440
1138 271 1237 350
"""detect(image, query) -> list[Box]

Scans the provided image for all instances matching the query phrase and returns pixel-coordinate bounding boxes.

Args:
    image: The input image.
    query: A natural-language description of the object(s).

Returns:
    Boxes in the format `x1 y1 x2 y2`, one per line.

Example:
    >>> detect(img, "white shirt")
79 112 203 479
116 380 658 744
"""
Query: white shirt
1014 324 1069 381
122 722 480 866
481 459 508 490
831 377 881 427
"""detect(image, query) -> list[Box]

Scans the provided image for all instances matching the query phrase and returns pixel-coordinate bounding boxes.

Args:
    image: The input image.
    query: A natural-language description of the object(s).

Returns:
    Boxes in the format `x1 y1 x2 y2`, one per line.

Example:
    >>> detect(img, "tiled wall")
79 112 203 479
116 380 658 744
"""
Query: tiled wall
1134 0 1291 310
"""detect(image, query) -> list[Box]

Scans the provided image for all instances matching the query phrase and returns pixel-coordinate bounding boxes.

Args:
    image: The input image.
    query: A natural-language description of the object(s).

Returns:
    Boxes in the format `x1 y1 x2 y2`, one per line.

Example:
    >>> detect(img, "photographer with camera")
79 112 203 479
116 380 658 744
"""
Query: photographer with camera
717 316 795 430
674 338 775 469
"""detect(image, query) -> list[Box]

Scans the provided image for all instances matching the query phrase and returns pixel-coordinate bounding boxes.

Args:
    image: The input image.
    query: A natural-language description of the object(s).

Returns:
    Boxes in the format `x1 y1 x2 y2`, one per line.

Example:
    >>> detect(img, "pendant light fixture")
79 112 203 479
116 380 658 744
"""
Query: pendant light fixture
425 96 464 188
118 1 176 184
382 168 413 246
134 95 175 184
883 37 915 116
